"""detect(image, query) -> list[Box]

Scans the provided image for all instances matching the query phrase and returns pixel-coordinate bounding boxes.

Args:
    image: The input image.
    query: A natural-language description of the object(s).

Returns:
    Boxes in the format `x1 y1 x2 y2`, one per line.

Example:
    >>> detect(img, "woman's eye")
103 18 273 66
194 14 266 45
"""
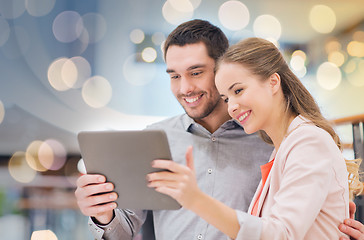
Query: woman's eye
234 89 242 94
192 71 202 76
223 98 229 103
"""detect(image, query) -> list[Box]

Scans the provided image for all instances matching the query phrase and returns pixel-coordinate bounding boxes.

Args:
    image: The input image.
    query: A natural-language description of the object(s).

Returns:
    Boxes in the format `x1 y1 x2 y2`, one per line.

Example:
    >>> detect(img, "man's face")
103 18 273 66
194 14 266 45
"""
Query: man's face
165 42 221 120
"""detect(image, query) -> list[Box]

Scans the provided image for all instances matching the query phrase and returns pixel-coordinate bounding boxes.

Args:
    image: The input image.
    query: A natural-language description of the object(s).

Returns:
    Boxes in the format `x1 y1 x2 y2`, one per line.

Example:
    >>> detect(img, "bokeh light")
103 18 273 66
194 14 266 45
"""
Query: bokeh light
141 47 157 63
123 54 157 86
152 32 165 45
25 0 56 17
346 58 364 87
0 100 4 124
325 39 341 54
52 11 83 43
48 58 72 91
68 56 92 89
82 76 112 108
353 31 364 42
168 0 194 12
253 14 282 41
0 16 10 47
26 140 48 172
130 29 145 44
0 0 26 19
328 51 346 67
79 12 107 44
309 5 336 34
8 151 37 183
218 0 250 31
38 139 67 171
317 62 341 90
162 0 193 25
61 58 78 88
347 41 364 57
290 55 305 71
77 159 87 174
31 230 58 240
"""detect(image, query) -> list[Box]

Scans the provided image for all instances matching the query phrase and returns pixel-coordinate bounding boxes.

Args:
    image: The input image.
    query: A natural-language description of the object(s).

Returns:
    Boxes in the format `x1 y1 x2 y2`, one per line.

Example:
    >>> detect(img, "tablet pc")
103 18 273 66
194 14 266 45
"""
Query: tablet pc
77 129 181 210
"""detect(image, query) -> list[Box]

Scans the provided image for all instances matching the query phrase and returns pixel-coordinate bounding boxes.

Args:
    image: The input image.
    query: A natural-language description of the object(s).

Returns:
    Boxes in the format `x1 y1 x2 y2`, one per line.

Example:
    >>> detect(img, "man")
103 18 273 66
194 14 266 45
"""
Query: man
75 19 363 239
75 19 273 239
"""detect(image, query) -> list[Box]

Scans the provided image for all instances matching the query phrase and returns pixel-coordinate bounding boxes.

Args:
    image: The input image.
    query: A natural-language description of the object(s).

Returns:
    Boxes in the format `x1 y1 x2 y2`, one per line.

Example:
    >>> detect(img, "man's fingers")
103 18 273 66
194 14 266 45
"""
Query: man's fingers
76 174 106 187
349 201 357 219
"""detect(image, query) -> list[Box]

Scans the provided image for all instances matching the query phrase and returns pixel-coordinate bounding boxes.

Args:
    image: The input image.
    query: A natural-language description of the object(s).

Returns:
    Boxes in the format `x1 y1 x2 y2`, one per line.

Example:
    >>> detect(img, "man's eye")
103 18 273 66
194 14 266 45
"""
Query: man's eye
192 71 202 76
171 75 180 80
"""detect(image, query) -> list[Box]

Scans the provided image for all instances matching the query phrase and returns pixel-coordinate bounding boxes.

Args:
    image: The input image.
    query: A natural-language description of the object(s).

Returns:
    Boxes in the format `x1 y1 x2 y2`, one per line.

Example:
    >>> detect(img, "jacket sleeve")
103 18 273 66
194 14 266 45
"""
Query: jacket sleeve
88 209 147 240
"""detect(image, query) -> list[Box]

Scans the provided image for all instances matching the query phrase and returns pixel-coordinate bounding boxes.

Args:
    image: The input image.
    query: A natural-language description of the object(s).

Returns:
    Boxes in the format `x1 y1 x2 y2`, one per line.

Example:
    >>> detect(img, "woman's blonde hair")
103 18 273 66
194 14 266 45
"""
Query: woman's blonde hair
216 37 342 149
346 158 363 200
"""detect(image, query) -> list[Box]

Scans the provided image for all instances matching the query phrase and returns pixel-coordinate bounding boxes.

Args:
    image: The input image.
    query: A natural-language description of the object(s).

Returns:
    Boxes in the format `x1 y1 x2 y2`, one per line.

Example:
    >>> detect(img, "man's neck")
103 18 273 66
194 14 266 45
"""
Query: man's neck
195 102 231 134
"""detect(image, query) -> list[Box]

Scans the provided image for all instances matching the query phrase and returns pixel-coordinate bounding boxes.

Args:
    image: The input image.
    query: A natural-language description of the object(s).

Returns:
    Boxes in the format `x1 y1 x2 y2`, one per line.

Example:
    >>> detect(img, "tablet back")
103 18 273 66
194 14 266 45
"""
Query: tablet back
78 130 181 210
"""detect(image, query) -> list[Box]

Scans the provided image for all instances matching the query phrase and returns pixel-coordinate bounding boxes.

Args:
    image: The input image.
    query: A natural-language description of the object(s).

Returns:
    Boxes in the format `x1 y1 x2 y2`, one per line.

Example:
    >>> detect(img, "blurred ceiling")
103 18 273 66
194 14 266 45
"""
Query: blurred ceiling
0 0 363 157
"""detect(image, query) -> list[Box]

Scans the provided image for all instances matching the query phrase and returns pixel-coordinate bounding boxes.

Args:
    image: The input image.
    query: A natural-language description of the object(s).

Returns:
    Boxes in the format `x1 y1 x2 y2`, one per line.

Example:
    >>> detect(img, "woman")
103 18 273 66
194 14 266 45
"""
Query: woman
147 37 350 239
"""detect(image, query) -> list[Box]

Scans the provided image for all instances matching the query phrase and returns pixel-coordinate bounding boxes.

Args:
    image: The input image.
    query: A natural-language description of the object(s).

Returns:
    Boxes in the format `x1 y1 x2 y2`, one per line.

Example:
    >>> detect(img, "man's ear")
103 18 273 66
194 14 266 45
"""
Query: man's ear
270 73 281 94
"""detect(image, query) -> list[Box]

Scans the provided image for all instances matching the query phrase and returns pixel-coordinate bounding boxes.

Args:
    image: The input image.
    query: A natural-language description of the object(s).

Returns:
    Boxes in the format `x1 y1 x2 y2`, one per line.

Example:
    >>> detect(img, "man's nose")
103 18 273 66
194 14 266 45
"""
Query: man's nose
179 77 194 94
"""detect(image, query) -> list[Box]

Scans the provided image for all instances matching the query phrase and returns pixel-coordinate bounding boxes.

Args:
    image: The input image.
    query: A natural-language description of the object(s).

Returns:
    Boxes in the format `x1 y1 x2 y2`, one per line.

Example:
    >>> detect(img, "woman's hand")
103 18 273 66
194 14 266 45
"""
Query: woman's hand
147 146 203 210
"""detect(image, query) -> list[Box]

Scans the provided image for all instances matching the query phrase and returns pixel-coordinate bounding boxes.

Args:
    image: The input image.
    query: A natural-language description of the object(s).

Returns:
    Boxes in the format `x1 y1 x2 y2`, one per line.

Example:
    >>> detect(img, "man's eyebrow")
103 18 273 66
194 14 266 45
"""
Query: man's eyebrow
166 64 205 74
187 64 205 71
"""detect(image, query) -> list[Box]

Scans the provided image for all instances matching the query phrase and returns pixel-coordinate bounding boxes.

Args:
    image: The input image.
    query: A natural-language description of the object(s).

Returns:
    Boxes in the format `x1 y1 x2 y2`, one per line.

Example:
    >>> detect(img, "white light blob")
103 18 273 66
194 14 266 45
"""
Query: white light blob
0 0 26 19
68 56 92 89
142 47 157 63
168 0 194 12
31 230 58 240
8 151 37 183
77 159 87 174
218 0 250 31
309 5 336 34
53 11 83 43
130 29 145 44
317 62 341 90
79 13 107 44
47 58 71 91
253 14 282 40
25 0 56 17
162 0 193 25
82 76 112 108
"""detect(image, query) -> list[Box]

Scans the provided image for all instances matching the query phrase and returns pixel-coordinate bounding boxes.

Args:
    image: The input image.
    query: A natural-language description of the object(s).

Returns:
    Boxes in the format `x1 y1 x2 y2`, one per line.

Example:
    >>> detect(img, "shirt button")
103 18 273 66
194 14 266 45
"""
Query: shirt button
207 168 213 174
197 234 203 239
211 137 216 141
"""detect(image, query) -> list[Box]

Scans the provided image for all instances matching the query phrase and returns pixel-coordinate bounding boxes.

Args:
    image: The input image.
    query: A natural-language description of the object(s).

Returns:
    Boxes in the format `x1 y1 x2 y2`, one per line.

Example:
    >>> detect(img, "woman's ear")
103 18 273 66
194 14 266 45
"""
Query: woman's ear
270 73 281 94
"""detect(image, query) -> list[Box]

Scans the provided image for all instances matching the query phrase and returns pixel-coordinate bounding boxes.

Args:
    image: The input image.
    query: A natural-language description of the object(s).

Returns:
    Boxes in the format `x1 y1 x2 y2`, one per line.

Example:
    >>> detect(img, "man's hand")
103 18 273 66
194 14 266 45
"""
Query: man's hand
74 174 118 225
339 201 364 240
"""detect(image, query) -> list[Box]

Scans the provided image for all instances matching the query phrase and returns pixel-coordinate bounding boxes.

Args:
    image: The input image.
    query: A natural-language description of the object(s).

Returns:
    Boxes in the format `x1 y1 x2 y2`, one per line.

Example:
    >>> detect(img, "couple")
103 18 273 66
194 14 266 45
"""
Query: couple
75 19 363 239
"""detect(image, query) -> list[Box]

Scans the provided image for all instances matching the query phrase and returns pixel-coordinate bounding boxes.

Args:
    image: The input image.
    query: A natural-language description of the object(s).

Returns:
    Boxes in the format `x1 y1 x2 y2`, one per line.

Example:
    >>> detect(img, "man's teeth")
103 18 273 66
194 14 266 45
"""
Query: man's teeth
238 112 249 122
185 96 200 103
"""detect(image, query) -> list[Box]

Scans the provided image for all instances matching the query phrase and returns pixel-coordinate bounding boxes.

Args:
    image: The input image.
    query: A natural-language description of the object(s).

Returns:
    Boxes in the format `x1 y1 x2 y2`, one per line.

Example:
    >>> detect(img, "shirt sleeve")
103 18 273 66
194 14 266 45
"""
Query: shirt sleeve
88 209 147 240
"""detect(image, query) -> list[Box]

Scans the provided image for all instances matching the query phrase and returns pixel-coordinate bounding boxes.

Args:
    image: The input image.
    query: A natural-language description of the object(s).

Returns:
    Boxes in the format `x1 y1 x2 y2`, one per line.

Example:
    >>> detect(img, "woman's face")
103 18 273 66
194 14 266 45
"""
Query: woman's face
215 62 278 134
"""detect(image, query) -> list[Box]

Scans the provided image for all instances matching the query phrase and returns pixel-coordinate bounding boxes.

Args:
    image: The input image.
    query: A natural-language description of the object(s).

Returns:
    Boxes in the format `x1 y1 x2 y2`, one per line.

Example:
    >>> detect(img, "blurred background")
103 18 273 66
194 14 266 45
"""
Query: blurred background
0 0 364 239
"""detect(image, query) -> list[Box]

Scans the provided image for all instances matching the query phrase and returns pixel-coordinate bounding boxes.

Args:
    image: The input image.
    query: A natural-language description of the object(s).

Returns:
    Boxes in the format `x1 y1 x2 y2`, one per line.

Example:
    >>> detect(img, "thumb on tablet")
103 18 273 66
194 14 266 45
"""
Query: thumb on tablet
185 146 195 171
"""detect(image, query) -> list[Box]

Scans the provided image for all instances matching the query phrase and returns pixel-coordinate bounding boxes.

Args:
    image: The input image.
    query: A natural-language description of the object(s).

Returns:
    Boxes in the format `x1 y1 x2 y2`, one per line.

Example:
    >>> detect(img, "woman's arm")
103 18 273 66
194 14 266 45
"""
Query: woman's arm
147 146 240 239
